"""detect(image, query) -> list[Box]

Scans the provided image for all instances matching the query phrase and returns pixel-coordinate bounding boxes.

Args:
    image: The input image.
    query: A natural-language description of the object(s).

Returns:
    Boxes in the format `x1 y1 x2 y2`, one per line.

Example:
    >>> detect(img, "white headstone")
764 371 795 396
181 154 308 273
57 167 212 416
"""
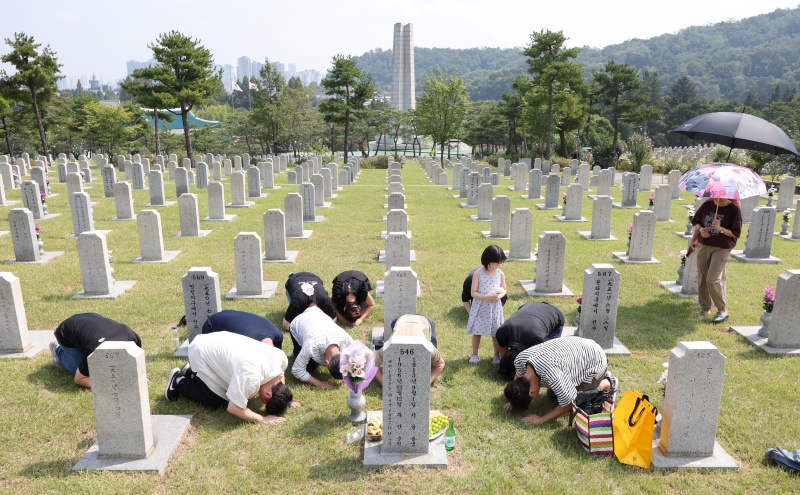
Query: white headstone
178 193 201 236
382 267 418 335
509 208 533 260
8 209 40 262
284 193 305 237
77 232 114 295
113 182 135 220
0 272 31 353
263 209 288 261
577 263 621 349
533 231 567 293
181 267 222 342
766 270 800 348
233 233 267 296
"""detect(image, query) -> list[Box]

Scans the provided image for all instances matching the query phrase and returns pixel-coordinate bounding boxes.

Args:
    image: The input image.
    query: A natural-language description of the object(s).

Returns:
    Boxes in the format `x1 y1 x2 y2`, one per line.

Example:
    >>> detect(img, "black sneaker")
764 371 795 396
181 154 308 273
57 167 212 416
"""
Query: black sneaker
165 367 182 401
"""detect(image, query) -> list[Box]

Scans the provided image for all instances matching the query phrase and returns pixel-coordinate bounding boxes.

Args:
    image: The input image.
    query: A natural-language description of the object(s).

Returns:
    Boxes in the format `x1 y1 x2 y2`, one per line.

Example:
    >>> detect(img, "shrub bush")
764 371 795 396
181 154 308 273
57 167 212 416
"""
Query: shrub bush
361 155 389 169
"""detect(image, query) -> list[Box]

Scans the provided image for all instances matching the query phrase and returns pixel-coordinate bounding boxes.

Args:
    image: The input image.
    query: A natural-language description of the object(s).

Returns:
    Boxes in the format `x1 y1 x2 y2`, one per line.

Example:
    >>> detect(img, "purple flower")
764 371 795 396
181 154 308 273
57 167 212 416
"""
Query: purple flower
627 223 633 234
35 222 41 235
763 285 775 312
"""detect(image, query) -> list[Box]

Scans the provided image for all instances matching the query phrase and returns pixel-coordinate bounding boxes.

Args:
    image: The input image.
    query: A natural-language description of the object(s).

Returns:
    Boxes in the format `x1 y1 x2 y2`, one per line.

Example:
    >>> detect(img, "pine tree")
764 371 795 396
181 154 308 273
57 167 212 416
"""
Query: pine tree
0 33 63 161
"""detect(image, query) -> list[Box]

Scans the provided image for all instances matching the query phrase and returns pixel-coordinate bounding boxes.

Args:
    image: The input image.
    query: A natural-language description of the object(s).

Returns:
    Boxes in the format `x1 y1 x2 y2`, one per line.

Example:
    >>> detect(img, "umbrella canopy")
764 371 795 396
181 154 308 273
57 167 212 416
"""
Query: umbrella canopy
678 162 767 200
673 112 799 156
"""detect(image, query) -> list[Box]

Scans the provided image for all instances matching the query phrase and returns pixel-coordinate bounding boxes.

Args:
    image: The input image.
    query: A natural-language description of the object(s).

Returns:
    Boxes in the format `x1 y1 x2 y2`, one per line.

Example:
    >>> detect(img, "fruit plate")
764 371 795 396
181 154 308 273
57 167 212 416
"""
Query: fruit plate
429 426 446 441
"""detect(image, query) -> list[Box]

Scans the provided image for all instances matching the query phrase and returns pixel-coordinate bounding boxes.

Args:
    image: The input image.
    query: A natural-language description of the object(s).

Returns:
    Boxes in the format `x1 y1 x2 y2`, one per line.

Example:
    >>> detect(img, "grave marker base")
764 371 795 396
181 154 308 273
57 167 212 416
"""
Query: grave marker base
363 410 448 469
458 203 477 209
202 214 237 222
520 194 543 200
72 415 191 475
0 330 55 358
651 431 738 470
612 252 661 264
561 327 630 355
144 202 176 207
611 203 641 209
675 232 693 239
38 213 61 220
226 201 254 209
506 252 536 262
579 232 617 241
377 250 416 262
554 215 588 222
729 326 800 355
659 281 698 298
263 251 299 263
286 230 313 239
730 251 780 264
587 195 614 200
111 215 137 221
469 215 492 222
132 251 181 264
481 231 510 240
73 280 136 299
226 281 278 300
67 229 111 239
320 202 332 209
175 230 212 238
9 251 64 264
305 216 324 223
519 280 573 297
775 233 800 241
535 205 561 210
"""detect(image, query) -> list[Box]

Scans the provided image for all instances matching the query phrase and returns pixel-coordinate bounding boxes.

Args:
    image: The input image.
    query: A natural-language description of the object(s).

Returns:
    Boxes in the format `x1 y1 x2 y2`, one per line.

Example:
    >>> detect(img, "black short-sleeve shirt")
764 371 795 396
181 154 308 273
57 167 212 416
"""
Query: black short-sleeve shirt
202 310 283 349
283 272 336 323
331 270 373 311
495 302 564 349
54 313 142 376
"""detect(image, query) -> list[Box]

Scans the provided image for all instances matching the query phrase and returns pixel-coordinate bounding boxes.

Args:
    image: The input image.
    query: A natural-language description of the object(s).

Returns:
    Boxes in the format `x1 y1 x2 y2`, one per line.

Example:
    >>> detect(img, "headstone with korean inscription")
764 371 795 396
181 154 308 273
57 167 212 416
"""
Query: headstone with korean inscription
134 210 179 263
87 341 153 459
776 176 796 210
101 166 116 198
766 269 800 348
132 162 145 190
113 181 135 220
487 196 511 239
227 233 273 298
384 232 412 271
76 232 115 296
227 171 251 208
381 334 432 455
732 206 779 263
8 208 40 262
263 209 292 262
639 164 653 191
147 170 168 206
382 267 418 337
300 183 318 222
667 169 682 200
526 231 568 295
174 167 189 197
0 272 32 353
527 169 542 199
181 267 222 343
205 182 234 221
476 183 493 220
508 208 534 260
21 181 45 220
614 172 640 208
577 263 621 350
653 184 672 222
177 193 203 237
627 210 658 262
284 193 307 238
583 195 614 240
247 167 262 198
70 192 95 237
310 174 325 207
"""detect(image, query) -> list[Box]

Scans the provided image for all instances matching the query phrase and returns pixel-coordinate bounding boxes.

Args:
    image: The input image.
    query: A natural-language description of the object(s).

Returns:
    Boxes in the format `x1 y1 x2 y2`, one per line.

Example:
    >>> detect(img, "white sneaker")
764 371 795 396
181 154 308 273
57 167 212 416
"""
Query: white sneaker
492 356 501 366
49 341 64 368
468 354 479 365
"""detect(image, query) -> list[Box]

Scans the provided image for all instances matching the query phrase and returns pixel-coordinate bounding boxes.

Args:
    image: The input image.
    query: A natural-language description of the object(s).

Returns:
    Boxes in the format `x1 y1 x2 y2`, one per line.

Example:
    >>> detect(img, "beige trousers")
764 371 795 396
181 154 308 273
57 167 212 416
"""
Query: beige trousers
695 243 731 313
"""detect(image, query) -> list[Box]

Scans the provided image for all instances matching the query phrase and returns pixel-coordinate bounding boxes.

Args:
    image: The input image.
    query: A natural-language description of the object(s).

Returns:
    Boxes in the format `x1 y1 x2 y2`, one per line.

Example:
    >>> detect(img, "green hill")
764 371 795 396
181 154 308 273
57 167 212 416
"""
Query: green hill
352 6 800 103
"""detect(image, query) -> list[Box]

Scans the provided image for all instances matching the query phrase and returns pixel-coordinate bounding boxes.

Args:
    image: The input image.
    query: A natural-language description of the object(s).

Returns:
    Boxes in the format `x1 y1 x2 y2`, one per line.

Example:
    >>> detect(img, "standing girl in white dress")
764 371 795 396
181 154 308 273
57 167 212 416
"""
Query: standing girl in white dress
466 245 507 365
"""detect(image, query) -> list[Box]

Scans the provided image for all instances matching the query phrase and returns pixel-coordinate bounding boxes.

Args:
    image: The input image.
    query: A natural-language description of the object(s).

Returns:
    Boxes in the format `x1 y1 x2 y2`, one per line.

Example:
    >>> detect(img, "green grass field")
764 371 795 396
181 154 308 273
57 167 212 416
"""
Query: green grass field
0 160 798 494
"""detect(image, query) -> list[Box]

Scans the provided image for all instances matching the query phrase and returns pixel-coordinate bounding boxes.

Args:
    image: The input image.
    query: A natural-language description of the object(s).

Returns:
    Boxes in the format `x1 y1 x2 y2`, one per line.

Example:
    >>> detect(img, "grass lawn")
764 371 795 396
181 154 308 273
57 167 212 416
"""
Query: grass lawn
0 159 798 494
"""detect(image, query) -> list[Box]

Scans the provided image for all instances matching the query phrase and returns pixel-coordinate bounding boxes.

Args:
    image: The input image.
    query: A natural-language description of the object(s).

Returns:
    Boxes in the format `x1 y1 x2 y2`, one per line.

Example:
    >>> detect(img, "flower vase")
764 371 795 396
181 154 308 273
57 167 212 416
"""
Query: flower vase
625 235 631 255
575 311 580 328
346 391 366 423
780 219 790 236
37 236 44 256
647 204 653 211
767 196 773 207
684 219 693 236
757 311 772 338
676 264 684 286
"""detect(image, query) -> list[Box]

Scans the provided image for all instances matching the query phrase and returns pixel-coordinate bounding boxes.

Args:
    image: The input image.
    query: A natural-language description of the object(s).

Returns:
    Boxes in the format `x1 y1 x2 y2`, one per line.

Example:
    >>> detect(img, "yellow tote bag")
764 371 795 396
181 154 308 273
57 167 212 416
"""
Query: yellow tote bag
612 389 657 468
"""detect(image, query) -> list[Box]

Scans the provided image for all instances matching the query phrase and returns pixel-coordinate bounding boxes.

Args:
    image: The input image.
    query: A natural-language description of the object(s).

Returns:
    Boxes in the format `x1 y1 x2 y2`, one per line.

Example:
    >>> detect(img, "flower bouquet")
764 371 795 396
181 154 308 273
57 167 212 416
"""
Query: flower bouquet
562 192 567 205
763 285 775 313
576 292 582 313
627 222 633 239
648 194 655 207
340 340 378 394
783 210 791 223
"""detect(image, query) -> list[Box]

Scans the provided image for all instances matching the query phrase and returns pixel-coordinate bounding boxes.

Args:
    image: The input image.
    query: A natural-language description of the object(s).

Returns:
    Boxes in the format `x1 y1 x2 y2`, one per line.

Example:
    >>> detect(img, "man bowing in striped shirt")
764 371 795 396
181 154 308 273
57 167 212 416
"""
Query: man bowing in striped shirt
503 337 615 424
289 305 354 389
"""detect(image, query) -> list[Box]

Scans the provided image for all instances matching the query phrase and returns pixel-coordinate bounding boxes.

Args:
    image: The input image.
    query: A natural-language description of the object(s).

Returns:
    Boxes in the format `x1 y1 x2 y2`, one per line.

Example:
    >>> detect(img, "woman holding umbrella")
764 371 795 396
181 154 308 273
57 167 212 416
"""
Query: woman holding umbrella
689 196 743 323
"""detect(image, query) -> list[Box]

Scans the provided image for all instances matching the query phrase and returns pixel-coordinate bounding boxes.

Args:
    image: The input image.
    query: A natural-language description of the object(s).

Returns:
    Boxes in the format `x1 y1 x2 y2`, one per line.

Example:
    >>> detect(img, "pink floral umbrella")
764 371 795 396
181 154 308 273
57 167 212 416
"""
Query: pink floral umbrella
678 162 767 200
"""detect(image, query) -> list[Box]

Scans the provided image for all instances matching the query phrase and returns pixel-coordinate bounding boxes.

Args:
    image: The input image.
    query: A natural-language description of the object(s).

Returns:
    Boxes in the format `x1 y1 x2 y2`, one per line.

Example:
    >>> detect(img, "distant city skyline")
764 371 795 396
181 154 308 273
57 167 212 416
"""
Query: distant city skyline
6 0 798 92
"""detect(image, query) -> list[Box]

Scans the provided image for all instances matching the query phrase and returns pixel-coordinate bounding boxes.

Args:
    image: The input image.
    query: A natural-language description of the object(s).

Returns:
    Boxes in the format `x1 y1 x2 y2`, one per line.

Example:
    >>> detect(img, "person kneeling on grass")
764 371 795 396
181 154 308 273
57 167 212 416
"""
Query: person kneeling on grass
496 302 564 381
503 337 615 425
374 314 445 385
201 309 284 349
50 313 143 389
289 305 354 389
165 331 293 424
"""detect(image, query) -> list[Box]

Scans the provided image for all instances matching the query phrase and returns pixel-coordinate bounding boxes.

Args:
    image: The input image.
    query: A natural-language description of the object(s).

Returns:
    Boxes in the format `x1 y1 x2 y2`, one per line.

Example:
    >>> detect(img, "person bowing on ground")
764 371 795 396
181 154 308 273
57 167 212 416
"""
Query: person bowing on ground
50 313 143 389
165 331 293 424
373 314 445 385
503 337 615 425
331 270 375 326
496 302 564 381
289 305 354 389
281 271 337 331
202 309 284 349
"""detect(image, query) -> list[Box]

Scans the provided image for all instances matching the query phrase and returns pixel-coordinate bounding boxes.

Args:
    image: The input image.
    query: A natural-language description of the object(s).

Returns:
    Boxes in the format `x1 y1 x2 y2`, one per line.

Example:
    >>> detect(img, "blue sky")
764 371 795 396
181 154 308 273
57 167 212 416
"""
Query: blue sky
2 0 796 85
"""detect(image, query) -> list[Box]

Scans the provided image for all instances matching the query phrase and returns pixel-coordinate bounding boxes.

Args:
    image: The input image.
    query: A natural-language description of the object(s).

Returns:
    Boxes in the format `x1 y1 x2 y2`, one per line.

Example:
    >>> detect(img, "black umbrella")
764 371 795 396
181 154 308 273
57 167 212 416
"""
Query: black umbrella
672 112 799 161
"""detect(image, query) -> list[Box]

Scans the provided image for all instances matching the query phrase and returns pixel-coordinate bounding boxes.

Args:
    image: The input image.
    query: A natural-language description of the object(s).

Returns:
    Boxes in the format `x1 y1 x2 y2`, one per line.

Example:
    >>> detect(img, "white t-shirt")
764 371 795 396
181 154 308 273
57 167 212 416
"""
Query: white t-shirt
189 331 288 409
289 306 353 382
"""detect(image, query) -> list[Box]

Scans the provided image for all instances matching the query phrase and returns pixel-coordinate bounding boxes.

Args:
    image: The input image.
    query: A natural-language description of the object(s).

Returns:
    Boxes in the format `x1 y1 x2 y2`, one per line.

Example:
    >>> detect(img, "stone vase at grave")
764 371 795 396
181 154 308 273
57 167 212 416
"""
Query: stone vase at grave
577 264 621 350
657 342 726 459
508 208 534 260
766 270 800 348
181 267 222 344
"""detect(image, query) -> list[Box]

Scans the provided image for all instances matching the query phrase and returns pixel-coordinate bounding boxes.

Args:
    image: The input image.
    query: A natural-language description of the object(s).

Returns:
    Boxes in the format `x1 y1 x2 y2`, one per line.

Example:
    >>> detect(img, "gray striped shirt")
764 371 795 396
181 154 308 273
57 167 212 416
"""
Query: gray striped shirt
290 306 353 382
514 337 607 406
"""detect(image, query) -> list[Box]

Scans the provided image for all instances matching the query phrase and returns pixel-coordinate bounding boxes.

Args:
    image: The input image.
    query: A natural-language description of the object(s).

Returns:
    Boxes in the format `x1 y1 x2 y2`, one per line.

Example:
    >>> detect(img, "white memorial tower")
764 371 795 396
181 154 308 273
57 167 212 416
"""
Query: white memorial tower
391 23 415 111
